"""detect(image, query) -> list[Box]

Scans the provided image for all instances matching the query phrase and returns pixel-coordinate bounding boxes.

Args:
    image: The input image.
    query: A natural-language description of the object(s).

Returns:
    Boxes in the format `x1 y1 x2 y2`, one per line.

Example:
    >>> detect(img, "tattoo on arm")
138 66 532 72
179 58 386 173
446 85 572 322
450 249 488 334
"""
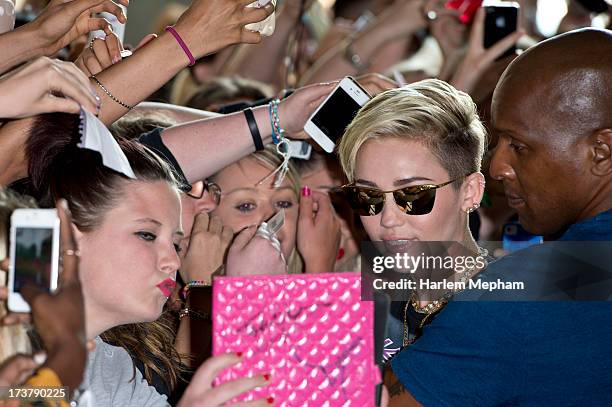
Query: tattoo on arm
388 376 408 397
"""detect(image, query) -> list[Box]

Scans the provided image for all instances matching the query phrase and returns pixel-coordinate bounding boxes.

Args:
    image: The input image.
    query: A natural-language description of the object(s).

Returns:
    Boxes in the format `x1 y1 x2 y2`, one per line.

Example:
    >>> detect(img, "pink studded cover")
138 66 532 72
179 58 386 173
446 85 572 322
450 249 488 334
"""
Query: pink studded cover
213 272 378 406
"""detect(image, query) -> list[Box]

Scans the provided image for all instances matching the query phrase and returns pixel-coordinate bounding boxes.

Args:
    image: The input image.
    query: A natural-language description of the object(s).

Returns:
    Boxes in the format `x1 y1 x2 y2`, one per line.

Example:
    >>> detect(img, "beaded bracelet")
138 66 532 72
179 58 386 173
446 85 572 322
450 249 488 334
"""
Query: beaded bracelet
268 98 285 144
91 75 133 110
182 280 211 299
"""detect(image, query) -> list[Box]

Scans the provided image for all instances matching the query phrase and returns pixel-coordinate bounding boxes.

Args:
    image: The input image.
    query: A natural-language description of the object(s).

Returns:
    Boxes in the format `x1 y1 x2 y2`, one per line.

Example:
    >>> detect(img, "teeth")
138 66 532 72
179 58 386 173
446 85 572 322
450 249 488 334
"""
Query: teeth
385 240 410 246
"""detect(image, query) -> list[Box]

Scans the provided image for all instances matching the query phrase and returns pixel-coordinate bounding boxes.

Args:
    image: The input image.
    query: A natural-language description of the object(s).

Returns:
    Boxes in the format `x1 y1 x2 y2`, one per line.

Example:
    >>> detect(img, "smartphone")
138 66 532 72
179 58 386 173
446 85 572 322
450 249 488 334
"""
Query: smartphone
445 0 483 25
245 0 276 37
483 2 519 59
304 77 371 153
7 209 60 313
502 221 543 253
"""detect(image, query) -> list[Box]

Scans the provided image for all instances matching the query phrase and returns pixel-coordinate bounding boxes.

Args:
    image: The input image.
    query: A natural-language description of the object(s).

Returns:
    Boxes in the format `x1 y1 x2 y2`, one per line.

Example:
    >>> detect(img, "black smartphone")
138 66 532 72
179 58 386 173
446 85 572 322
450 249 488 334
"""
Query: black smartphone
483 3 519 59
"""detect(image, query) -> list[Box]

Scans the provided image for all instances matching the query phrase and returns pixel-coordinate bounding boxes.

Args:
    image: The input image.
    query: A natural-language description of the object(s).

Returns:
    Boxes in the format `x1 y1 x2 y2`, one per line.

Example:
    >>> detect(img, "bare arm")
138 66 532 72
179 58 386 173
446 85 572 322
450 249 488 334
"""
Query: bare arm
133 102 221 123
0 0 127 75
0 26 45 74
218 0 314 89
300 0 427 85
384 366 423 407
160 81 335 183
92 0 274 125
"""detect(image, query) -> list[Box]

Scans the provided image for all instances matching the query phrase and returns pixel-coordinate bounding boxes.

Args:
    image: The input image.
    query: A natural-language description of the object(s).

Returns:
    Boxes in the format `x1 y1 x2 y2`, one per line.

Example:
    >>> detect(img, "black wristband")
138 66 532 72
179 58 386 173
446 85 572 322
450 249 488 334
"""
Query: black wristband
243 108 264 151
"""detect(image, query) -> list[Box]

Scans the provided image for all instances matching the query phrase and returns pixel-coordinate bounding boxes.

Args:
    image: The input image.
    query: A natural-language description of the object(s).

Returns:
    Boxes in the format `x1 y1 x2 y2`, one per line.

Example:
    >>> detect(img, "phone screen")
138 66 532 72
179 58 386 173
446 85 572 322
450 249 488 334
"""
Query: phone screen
484 5 518 57
13 227 53 293
311 87 363 143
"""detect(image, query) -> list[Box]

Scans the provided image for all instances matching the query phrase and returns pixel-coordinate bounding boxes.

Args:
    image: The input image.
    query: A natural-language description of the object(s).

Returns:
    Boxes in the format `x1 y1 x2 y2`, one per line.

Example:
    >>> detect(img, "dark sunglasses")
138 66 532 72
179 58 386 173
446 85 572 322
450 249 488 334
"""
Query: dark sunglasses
341 176 466 216
186 180 222 205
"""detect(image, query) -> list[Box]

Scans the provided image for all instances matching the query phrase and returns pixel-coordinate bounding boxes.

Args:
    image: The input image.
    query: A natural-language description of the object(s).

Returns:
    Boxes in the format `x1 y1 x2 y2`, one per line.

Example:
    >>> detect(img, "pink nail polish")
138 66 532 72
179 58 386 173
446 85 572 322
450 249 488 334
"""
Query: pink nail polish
301 186 311 197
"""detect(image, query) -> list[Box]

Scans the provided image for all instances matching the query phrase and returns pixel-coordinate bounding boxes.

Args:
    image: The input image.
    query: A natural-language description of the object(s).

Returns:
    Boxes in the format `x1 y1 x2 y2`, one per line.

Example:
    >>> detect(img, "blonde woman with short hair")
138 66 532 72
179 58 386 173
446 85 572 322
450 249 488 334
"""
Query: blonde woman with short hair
338 78 490 350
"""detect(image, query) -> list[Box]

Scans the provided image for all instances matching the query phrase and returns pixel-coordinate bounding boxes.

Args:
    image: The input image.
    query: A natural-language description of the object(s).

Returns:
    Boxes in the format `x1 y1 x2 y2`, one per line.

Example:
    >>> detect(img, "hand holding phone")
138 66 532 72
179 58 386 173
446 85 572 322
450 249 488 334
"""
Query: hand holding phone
304 77 371 153
7 209 60 313
16 201 87 392
483 2 519 59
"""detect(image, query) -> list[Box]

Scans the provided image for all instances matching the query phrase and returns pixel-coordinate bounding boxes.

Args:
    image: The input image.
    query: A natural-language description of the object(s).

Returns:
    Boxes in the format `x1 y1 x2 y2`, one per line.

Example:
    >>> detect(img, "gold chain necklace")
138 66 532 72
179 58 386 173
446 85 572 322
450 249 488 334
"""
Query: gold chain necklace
402 246 489 346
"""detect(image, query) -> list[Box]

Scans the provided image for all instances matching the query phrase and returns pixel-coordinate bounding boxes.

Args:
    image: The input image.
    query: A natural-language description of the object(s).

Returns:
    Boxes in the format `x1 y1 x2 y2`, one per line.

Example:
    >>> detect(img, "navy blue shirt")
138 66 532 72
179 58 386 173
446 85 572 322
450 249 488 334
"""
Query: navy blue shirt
391 210 612 406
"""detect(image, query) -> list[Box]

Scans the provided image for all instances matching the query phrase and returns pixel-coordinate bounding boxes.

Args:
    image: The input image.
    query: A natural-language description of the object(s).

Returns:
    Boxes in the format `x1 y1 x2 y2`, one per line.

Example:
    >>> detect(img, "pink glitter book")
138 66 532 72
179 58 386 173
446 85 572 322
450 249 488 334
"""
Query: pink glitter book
212 272 379 406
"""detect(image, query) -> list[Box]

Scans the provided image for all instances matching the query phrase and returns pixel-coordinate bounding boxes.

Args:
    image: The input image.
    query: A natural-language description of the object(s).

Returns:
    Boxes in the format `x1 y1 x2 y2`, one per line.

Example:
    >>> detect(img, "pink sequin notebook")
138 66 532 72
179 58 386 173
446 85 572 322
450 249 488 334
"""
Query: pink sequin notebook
213 272 378 406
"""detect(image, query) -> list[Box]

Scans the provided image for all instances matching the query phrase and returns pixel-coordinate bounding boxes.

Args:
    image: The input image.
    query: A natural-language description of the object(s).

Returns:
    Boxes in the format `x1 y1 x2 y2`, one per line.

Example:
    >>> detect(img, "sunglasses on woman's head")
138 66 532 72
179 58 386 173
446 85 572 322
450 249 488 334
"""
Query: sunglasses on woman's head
186 180 222 205
341 176 466 216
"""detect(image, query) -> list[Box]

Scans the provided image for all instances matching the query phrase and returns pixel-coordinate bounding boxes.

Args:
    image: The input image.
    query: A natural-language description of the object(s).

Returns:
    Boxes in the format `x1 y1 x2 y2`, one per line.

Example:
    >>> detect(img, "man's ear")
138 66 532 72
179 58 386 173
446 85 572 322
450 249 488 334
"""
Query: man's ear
460 172 486 213
591 129 612 177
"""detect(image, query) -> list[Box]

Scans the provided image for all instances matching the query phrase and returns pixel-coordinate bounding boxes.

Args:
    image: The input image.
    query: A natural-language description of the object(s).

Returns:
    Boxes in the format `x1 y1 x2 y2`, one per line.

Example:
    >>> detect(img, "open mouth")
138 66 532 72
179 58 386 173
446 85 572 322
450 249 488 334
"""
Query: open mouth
156 278 176 297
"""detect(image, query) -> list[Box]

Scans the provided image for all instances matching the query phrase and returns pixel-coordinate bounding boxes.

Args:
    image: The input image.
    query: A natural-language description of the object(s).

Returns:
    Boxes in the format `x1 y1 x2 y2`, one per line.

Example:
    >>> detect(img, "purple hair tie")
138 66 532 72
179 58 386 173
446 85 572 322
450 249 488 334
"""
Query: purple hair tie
165 26 196 67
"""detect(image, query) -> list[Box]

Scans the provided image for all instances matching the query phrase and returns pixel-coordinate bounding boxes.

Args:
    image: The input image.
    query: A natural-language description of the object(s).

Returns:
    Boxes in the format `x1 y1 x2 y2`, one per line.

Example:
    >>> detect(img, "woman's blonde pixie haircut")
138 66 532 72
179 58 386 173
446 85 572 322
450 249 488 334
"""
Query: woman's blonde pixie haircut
339 79 487 184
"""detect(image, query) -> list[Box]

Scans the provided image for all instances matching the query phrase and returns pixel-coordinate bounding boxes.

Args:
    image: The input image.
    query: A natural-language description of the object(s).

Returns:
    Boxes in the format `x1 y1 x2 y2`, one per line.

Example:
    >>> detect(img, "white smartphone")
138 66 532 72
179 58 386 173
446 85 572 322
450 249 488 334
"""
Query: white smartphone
304 77 371 153
7 209 60 313
245 0 276 37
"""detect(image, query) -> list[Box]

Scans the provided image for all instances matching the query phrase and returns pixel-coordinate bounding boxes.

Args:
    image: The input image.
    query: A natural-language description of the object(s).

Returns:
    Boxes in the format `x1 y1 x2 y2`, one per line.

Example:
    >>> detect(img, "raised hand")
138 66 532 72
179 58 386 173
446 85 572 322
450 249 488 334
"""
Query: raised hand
226 225 287 276
0 57 100 118
27 0 129 56
450 7 523 93
297 189 341 274
180 212 233 284
173 0 275 60
278 81 337 139
19 200 87 392
177 353 271 407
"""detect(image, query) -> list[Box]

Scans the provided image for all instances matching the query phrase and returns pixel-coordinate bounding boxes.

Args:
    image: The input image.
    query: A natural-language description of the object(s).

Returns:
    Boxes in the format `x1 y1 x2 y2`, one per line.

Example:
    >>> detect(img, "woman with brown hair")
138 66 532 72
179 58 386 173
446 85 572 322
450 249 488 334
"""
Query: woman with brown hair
24 112 273 406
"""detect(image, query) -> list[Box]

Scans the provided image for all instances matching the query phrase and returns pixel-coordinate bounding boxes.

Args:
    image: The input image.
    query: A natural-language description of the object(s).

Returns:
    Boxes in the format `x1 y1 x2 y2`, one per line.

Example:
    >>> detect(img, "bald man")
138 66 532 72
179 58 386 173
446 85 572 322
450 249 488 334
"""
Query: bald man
385 28 612 406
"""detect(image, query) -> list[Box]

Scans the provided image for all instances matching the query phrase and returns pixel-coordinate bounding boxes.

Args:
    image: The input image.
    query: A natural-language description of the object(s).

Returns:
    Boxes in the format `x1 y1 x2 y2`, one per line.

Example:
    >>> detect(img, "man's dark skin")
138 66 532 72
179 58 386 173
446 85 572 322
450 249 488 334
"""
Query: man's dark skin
385 28 612 406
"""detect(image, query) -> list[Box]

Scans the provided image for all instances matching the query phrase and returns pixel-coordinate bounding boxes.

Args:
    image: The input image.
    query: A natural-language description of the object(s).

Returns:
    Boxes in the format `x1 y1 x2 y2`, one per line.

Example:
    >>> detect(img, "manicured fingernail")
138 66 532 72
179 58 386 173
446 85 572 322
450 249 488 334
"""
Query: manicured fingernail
267 397 274 404
236 351 243 357
337 247 345 260
263 373 271 381
301 186 311 197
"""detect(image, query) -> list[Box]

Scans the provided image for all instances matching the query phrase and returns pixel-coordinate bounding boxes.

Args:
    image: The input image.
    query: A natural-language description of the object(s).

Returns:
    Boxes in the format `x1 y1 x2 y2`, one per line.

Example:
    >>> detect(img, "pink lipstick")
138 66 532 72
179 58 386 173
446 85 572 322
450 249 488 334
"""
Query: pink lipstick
157 278 176 297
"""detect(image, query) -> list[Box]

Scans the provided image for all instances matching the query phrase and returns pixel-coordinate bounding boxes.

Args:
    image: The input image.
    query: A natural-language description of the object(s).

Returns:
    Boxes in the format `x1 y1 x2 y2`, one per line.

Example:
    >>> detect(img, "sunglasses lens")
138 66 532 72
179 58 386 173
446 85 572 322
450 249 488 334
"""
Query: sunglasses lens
344 187 385 216
393 188 436 215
